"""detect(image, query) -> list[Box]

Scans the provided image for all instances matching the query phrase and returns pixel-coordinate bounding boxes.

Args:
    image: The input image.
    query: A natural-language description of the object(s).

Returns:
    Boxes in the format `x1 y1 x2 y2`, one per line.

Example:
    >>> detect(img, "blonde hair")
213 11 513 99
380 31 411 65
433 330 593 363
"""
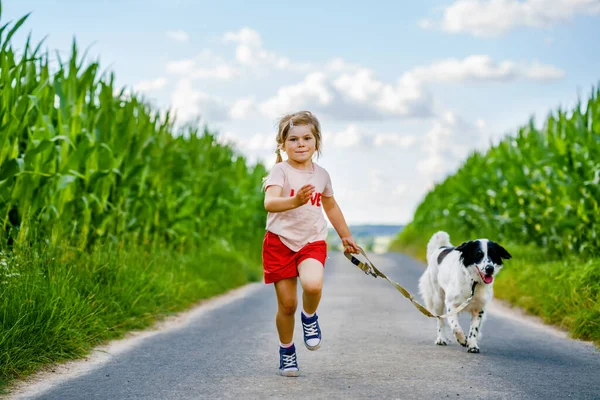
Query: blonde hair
274 110 322 163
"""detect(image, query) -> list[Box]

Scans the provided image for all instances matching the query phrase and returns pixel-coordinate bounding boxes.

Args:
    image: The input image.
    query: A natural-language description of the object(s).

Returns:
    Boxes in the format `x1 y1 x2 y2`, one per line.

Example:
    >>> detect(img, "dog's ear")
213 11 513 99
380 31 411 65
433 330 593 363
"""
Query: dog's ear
455 241 482 266
488 241 512 263
455 241 474 252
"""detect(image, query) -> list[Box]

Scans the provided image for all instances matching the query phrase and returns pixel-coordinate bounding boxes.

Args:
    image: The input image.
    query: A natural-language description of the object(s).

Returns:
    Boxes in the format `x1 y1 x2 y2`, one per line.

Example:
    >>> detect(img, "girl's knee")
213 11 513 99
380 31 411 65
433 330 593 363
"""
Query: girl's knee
302 281 322 296
278 301 297 316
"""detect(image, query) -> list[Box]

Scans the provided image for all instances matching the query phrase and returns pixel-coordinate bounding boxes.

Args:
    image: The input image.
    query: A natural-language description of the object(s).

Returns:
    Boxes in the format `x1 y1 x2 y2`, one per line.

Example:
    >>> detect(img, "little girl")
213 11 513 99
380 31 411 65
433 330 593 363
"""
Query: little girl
262 110 360 377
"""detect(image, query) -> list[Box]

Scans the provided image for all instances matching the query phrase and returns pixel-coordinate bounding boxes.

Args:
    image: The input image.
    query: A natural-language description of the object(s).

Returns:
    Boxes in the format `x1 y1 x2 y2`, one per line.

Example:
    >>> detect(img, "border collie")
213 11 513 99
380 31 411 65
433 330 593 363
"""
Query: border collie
418 231 512 353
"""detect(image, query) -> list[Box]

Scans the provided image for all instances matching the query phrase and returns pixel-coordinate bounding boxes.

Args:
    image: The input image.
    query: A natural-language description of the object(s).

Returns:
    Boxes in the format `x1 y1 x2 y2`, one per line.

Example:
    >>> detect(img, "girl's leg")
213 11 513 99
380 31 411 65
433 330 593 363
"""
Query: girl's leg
298 258 324 350
274 277 298 344
298 258 324 314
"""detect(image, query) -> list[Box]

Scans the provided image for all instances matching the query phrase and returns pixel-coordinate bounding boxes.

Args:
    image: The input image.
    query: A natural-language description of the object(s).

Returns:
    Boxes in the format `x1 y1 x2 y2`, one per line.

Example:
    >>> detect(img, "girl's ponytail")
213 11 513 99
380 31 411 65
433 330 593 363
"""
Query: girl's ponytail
275 148 283 164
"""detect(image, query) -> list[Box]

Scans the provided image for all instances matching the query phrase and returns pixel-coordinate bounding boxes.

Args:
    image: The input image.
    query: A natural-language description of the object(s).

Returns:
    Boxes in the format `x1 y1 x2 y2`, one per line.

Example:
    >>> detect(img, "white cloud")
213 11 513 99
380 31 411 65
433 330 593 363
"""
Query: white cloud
170 79 230 123
373 134 417 148
166 59 195 75
223 132 274 153
418 19 435 30
392 184 407 197
162 28 563 134
222 27 312 72
165 28 312 83
374 74 432 117
217 131 277 167
523 61 566 80
165 51 564 89
191 65 239 80
245 132 275 151
422 0 600 37
334 69 383 102
326 124 365 149
223 27 263 47
134 77 167 93
166 30 190 42
259 70 433 120
405 55 565 82
166 50 239 80
325 57 362 73
315 124 419 150
417 111 489 182
332 167 414 223
229 96 256 119
258 72 335 117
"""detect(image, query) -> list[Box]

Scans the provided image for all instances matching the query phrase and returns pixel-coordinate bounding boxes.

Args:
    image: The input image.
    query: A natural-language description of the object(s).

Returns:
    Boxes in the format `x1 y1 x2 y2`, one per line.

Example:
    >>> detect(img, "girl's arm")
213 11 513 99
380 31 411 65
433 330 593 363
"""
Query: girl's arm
264 184 315 213
322 195 360 254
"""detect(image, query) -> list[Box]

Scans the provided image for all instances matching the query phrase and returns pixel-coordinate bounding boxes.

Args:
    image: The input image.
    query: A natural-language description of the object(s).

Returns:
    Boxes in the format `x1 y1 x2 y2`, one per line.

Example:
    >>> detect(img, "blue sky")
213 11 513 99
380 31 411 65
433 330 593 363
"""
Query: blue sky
4 0 600 224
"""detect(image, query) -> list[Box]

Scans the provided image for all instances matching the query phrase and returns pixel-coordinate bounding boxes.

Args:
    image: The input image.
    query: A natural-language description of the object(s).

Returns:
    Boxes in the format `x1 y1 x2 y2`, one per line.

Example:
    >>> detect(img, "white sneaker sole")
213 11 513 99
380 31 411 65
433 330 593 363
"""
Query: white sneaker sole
279 368 300 377
304 340 321 351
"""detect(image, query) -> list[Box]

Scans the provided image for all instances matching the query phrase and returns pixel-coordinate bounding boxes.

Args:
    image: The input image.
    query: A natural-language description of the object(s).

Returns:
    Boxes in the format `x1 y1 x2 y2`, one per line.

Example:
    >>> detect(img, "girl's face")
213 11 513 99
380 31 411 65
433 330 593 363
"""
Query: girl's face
283 124 317 163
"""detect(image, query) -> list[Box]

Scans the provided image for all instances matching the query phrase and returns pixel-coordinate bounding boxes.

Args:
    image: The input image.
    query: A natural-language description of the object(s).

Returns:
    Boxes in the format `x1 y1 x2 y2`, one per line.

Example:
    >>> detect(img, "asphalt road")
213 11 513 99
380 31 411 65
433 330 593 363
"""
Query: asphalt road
14 252 600 399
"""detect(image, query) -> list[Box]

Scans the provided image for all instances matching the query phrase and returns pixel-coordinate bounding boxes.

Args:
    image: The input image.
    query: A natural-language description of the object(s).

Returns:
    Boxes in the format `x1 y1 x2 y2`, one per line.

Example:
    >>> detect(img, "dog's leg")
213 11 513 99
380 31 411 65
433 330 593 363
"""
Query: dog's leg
467 309 485 353
445 296 467 347
435 318 449 345
447 313 467 347
433 294 449 345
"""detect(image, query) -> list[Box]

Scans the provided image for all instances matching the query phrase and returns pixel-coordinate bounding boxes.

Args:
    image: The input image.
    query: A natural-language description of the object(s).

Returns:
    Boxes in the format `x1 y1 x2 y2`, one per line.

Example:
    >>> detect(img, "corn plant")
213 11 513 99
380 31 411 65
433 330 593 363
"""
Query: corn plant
0 6 267 252
400 86 600 256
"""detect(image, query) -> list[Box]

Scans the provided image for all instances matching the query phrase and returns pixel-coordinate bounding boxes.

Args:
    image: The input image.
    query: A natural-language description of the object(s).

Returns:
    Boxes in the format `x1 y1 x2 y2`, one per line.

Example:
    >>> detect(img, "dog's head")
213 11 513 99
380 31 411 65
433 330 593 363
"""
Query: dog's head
455 240 512 285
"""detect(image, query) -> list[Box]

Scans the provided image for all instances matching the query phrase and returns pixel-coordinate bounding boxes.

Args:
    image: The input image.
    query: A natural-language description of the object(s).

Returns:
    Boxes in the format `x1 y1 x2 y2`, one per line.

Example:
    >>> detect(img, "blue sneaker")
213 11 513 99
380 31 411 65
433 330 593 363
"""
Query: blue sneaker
301 312 322 350
279 344 299 377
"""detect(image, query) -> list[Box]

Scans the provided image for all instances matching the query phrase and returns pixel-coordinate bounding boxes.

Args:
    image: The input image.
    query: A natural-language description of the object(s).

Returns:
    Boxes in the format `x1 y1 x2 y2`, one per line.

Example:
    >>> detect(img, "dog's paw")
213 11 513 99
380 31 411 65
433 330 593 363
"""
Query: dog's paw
435 337 448 346
455 333 467 347
467 346 480 353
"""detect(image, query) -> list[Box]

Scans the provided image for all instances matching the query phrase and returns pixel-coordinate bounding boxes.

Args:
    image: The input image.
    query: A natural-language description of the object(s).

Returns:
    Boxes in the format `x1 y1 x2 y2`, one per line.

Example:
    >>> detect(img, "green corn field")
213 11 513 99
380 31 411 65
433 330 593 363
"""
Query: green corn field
0 8 266 252
0 5 268 389
397 87 600 257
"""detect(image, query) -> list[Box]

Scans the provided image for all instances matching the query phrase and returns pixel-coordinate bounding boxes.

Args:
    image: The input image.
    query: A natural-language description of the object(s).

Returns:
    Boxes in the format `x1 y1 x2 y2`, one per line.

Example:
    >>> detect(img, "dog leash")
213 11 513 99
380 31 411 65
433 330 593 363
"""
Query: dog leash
344 247 477 319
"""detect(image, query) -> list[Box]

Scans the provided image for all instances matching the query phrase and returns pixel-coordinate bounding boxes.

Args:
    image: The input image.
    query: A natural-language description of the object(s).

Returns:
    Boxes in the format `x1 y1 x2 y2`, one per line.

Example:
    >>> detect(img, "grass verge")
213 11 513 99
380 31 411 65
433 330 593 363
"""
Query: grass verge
0 239 263 392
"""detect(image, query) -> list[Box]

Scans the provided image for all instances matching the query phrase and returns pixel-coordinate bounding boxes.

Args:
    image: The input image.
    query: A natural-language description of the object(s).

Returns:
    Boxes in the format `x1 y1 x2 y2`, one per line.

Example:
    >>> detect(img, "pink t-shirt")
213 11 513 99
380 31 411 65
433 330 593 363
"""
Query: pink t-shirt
264 161 334 252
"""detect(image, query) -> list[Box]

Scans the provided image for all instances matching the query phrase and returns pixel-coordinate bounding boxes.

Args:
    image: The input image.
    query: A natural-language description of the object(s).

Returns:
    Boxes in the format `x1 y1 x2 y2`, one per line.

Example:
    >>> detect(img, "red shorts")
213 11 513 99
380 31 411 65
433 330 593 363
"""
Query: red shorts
262 231 327 284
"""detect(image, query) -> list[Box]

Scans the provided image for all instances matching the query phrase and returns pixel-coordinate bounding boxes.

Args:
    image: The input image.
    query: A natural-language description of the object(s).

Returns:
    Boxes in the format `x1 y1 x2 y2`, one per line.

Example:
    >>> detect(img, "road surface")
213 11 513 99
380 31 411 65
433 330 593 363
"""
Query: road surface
10 252 600 399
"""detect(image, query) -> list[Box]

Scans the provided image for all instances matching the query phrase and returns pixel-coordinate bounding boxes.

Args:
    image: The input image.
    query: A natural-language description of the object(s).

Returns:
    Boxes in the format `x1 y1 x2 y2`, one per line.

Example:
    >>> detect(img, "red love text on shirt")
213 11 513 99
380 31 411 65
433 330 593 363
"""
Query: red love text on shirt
289 189 322 207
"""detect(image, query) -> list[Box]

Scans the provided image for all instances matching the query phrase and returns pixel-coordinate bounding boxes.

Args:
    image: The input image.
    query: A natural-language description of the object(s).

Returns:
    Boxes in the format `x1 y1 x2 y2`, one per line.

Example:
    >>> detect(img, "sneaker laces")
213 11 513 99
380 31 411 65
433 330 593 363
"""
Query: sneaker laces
303 321 319 337
281 353 297 369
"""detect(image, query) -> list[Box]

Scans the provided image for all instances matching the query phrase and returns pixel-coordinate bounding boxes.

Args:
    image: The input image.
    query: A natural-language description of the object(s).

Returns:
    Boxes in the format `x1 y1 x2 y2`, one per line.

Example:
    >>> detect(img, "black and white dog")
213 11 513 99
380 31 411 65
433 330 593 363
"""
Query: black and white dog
418 231 512 353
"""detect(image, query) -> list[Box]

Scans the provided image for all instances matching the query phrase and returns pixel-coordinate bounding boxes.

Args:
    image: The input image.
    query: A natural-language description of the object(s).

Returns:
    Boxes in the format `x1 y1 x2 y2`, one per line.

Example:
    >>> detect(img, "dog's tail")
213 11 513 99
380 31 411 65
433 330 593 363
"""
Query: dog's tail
426 231 451 265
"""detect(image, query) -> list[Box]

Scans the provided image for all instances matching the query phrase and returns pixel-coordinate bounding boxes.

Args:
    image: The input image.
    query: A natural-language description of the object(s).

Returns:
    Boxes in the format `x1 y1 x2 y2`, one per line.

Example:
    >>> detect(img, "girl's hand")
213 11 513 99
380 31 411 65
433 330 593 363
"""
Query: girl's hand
341 236 360 254
294 184 315 207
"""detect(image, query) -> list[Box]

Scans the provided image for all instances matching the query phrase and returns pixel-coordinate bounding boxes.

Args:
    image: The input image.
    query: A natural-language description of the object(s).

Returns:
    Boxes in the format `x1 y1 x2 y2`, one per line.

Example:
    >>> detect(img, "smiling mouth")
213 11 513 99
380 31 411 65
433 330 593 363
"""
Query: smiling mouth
478 269 494 284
